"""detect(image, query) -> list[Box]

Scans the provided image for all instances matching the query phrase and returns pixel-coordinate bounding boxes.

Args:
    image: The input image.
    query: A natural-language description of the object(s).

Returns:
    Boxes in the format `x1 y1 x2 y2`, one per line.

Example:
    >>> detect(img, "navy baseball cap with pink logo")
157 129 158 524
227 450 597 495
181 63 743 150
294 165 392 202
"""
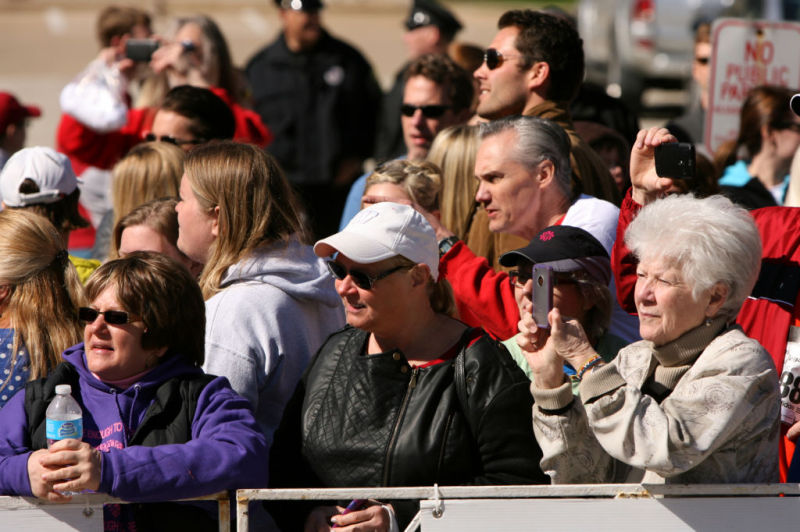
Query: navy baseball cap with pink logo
499 225 611 286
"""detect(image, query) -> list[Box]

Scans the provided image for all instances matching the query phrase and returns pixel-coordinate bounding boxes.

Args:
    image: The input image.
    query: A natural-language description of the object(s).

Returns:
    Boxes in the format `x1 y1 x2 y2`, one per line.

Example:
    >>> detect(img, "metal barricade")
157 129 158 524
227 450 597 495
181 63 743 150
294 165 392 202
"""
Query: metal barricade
237 484 800 532
0 491 230 532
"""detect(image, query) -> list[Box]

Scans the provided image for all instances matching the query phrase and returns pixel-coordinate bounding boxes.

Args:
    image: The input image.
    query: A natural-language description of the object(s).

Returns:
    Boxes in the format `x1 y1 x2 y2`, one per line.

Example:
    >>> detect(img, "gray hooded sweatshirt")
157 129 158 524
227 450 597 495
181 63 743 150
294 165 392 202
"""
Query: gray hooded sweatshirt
202 237 344 451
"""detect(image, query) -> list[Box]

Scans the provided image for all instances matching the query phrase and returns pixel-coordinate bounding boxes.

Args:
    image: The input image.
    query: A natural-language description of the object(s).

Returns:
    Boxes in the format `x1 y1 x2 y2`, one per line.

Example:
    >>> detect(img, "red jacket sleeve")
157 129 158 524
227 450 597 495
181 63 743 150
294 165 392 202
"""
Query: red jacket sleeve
611 188 642 314
56 108 153 174
440 240 519 340
208 87 273 148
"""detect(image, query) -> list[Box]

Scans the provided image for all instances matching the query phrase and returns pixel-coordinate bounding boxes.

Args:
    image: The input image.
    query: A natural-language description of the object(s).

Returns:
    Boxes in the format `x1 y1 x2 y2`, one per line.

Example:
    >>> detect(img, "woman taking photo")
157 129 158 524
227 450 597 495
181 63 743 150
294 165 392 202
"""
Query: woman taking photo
0 252 267 529
525 131 779 483
269 202 547 531
175 140 343 447
0 209 86 408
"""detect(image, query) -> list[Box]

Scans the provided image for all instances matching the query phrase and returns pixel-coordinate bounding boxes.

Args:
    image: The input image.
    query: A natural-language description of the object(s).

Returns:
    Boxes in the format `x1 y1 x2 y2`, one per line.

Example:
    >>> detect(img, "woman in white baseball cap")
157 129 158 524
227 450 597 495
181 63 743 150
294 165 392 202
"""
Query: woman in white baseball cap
268 201 548 532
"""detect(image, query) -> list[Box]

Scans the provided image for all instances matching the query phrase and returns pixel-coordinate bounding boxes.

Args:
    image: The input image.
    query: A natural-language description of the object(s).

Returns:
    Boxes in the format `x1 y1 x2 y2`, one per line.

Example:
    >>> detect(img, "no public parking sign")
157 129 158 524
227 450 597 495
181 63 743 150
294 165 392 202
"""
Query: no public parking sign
705 18 800 154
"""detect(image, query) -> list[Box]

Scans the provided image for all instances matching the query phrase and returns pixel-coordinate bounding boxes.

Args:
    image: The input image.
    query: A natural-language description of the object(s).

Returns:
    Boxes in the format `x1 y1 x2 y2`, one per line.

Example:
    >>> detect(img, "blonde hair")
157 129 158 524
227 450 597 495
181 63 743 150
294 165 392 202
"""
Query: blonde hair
0 210 86 388
110 142 184 257
184 141 307 299
426 124 480 238
365 160 441 213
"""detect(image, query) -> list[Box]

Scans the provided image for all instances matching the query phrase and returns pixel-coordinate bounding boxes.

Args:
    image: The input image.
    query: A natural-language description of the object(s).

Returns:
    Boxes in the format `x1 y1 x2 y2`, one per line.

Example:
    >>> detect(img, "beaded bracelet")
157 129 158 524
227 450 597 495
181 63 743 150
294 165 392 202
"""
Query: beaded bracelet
576 354 604 380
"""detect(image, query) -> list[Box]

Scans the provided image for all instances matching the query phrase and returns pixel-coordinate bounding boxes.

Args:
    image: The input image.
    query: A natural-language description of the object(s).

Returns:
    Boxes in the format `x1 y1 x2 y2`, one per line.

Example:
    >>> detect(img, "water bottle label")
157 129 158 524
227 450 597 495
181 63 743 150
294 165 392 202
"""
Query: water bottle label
46 418 83 441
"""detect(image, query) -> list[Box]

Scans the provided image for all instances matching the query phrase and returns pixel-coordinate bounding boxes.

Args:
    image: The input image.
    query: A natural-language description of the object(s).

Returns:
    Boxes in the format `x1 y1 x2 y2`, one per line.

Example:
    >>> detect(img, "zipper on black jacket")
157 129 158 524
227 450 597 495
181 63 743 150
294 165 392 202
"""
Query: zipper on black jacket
382 367 418 485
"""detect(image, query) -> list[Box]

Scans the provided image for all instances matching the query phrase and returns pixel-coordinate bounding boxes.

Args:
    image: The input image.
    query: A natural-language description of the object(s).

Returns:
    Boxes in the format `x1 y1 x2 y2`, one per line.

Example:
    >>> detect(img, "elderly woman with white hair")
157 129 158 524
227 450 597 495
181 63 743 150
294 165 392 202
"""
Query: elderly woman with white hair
525 134 779 484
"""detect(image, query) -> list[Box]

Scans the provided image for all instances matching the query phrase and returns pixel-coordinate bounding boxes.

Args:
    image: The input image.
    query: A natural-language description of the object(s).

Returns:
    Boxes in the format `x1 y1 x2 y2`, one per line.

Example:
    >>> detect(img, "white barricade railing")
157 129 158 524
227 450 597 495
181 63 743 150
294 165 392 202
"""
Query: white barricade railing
237 484 800 532
0 491 230 532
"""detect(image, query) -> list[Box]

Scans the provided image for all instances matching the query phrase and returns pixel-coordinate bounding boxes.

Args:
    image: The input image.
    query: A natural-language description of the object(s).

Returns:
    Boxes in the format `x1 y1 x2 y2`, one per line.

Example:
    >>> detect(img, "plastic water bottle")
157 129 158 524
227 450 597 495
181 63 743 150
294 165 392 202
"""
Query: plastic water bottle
46 384 83 447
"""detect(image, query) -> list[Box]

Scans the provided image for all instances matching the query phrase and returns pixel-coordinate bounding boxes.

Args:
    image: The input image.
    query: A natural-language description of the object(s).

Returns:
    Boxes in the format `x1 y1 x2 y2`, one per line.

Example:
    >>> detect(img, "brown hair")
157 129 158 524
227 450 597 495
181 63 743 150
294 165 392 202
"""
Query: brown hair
714 85 797 173
183 141 307 299
0 210 86 387
498 10 584 103
111 197 182 260
15 182 88 234
85 251 205 365
96 6 151 47
404 53 474 113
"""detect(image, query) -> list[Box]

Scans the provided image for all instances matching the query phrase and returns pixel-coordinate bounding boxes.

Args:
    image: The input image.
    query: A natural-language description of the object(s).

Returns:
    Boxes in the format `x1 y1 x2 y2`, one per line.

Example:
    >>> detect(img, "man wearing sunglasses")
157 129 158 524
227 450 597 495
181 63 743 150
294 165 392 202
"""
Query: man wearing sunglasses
422 115 640 345
473 10 618 207
465 10 620 272
338 54 473 228
374 0 463 161
665 22 711 145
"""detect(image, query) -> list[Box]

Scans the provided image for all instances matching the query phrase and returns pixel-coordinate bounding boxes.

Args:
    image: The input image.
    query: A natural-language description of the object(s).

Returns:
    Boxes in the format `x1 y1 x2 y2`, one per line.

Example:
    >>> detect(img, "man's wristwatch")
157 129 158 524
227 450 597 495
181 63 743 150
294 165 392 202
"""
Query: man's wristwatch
438 236 459 257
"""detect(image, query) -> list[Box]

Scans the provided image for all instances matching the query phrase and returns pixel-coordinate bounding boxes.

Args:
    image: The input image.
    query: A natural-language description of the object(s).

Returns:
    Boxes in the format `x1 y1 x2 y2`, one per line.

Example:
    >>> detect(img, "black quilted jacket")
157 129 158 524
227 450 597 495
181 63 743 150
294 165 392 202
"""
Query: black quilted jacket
269 325 548 528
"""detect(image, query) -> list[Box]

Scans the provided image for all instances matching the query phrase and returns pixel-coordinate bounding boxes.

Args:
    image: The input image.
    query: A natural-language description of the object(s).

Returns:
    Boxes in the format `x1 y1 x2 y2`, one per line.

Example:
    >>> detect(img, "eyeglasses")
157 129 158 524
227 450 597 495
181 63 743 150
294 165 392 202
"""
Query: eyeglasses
507 270 577 289
694 56 710 65
326 261 410 290
400 104 450 118
483 48 521 70
144 133 205 146
78 307 142 325
774 122 800 133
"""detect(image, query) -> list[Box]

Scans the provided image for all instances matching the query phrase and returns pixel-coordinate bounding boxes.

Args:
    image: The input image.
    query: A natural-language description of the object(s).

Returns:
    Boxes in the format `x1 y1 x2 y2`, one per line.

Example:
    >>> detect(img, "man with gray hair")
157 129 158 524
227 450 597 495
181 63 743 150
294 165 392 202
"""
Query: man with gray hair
427 115 638 343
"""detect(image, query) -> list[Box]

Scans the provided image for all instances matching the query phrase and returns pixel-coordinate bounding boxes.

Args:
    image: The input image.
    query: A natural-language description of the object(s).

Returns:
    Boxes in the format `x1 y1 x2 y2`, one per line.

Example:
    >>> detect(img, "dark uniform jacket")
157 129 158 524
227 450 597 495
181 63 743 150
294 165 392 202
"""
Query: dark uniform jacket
246 30 381 187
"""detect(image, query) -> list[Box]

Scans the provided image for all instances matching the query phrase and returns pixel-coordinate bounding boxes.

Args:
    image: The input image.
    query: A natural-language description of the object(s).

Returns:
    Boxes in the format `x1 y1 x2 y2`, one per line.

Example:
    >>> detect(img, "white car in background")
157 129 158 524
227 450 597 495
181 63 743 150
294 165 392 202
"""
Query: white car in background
578 0 799 109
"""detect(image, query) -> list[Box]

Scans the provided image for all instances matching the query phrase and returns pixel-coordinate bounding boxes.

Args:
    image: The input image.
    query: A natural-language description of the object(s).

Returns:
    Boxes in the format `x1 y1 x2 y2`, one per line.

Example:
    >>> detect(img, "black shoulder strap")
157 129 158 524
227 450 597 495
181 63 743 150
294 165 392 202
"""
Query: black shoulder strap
25 362 81 450
454 327 480 411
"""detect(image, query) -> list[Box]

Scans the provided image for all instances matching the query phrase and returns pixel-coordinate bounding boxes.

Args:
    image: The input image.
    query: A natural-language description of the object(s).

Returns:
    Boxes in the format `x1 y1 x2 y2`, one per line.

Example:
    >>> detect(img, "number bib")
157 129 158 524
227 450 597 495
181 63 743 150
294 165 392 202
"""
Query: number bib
780 326 800 425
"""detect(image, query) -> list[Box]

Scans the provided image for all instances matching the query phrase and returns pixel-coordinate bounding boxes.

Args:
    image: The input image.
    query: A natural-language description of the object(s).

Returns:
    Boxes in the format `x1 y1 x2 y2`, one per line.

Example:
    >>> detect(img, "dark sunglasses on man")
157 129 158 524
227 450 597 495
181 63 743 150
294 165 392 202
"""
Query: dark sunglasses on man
144 133 205 147
483 48 522 71
400 104 450 118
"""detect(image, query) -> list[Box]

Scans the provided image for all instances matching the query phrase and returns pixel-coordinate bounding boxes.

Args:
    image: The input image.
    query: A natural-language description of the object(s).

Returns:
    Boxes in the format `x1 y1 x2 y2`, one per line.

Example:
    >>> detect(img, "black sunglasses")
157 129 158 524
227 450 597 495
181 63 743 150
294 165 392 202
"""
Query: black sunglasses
400 104 449 118
326 261 409 290
694 56 710 65
78 307 142 325
144 133 204 146
483 48 520 71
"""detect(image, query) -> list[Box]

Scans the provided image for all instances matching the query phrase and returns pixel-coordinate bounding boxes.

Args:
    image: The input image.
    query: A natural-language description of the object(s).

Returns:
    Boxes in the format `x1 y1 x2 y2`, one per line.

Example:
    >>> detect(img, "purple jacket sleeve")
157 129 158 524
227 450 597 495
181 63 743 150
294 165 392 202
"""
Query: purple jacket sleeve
99 376 269 501
0 389 35 496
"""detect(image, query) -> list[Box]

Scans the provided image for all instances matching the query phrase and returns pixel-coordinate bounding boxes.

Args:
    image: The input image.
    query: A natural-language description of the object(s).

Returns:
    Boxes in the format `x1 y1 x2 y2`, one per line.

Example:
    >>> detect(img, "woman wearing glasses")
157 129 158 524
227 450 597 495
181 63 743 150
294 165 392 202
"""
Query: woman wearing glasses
269 202 547 531
0 252 267 530
499 225 625 390
175 140 344 448
0 209 86 409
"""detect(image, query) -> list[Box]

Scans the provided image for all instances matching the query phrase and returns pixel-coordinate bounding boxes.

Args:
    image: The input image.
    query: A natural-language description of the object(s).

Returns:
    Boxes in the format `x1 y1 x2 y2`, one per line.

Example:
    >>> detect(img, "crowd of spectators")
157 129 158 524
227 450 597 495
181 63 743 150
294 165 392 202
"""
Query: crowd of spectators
1 1 800 531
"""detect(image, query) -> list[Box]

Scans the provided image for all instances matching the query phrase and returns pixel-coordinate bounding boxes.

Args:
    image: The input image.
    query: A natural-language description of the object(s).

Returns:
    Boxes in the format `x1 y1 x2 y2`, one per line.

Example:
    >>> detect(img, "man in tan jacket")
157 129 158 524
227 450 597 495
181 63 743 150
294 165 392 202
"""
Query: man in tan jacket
468 10 619 267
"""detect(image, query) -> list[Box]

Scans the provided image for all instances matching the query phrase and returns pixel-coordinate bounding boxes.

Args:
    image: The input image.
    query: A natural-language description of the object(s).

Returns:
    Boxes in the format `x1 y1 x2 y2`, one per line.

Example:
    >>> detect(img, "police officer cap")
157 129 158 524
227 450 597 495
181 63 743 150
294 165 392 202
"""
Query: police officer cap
275 0 323 12
404 0 462 37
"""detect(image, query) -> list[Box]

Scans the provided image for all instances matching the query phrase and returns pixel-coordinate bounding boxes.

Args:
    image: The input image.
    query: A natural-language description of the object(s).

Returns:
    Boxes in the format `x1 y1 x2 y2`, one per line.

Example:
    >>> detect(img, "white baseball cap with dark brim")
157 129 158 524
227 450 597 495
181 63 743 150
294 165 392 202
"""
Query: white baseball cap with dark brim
0 147 77 207
314 202 439 281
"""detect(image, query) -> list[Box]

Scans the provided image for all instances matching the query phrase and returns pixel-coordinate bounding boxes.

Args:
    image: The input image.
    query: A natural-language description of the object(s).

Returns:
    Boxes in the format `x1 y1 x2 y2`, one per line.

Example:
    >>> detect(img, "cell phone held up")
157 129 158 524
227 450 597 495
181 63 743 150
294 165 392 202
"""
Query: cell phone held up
654 142 696 180
532 265 554 329
125 39 159 62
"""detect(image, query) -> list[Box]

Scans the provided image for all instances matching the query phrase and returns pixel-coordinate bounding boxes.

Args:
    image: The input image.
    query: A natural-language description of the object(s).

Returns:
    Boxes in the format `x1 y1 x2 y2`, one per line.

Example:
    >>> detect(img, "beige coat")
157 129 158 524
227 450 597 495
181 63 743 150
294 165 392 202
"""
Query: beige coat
531 320 780 484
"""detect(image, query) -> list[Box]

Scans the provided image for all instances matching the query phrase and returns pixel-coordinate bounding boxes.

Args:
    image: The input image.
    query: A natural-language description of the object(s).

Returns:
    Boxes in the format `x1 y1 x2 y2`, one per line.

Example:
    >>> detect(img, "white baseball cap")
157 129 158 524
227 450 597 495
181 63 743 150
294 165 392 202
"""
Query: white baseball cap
314 202 439 280
0 147 77 207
